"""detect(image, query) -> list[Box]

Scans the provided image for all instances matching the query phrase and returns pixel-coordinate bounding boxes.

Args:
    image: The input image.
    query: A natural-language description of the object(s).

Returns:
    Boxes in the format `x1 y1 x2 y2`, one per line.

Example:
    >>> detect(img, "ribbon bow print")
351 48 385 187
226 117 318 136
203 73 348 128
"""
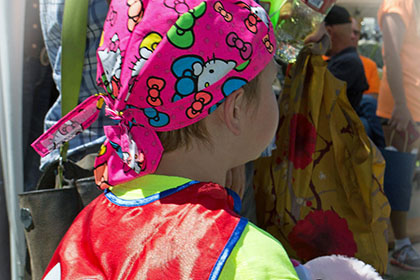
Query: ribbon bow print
164 0 191 16
147 77 165 106
226 32 253 60
143 108 170 128
245 13 259 33
166 2 207 49
186 91 213 119
214 1 233 22
263 34 274 54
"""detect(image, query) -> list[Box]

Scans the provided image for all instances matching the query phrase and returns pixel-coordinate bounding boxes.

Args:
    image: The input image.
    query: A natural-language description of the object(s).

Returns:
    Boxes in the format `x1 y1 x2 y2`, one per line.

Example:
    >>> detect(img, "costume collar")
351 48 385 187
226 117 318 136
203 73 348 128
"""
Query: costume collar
106 174 242 214
109 174 192 200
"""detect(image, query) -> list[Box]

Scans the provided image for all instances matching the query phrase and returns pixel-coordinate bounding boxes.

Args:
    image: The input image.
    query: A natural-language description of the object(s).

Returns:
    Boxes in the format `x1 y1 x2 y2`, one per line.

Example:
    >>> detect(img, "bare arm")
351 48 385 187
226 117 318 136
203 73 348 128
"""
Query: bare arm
304 22 328 44
382 13 413 130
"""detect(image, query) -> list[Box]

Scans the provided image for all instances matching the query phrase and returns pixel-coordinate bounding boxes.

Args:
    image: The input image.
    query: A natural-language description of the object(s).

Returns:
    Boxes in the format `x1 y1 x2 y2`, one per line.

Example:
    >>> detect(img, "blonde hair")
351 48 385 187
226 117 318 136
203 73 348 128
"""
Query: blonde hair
157 75 261 152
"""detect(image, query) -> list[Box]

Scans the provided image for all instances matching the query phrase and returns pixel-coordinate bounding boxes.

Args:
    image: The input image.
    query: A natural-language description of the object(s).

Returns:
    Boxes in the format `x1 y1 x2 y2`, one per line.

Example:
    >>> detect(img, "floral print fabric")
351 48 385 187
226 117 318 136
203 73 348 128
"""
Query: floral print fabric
253 49 391 274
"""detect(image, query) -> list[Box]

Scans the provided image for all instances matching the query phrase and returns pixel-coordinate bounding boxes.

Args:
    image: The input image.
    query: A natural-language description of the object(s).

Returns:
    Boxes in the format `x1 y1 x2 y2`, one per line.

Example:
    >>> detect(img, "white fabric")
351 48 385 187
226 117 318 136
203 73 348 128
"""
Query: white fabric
0 0 27 279
304 255 383 280
44 262 61 280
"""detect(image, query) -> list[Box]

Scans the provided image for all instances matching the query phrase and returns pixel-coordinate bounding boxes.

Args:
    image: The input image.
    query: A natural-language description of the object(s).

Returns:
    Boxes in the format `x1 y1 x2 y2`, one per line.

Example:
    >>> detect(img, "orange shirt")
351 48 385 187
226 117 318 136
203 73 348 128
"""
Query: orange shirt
377 0 420 121
360 56 380 95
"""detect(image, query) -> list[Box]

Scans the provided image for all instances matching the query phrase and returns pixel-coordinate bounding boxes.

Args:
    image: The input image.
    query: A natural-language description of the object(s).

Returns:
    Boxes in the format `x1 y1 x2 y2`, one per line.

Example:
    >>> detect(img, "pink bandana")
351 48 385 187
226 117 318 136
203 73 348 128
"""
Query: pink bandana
32 0 276 189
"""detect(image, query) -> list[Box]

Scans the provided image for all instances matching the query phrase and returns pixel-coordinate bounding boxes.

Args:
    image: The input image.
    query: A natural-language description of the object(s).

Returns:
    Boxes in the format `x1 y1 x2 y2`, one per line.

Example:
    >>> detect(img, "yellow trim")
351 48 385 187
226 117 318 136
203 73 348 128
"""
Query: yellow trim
109 174 192 200
221 223 299 279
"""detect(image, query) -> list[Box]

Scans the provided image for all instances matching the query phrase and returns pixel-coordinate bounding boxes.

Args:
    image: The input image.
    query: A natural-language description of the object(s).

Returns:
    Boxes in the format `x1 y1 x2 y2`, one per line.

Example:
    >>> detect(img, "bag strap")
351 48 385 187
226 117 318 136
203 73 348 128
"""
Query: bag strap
58 0 90 187
61 0 89 116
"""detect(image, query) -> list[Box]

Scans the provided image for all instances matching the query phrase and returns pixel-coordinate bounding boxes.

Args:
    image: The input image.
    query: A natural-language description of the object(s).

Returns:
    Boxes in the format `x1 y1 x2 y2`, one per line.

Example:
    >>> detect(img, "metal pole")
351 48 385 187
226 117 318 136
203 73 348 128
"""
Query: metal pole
0 0 27 278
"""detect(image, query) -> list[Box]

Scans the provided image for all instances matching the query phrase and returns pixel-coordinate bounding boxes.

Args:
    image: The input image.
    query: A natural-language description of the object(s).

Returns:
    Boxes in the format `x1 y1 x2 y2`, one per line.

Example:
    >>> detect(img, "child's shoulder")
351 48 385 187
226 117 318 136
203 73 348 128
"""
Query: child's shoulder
221 222 299 279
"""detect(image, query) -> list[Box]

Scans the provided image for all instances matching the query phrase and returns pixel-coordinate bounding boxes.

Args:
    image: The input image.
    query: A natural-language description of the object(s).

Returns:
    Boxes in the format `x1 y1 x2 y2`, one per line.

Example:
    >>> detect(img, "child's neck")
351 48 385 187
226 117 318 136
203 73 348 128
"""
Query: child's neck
155 143 229 187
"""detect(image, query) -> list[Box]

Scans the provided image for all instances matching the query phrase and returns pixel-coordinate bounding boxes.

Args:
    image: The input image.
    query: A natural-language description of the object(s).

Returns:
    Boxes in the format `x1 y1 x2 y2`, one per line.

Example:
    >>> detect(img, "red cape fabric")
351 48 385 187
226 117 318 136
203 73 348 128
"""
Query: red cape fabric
43 182 243 279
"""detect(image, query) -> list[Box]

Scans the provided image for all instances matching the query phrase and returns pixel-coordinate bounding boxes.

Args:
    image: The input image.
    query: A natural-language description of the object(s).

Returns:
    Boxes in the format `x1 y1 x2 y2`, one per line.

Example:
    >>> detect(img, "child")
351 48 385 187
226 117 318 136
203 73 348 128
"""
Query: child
34 0 299 278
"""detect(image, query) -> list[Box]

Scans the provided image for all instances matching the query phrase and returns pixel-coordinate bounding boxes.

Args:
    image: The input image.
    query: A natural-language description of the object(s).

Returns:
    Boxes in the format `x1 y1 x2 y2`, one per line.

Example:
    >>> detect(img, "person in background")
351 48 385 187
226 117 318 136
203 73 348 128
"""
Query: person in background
324 5 369 111
377 0 420 271
350 17 385 148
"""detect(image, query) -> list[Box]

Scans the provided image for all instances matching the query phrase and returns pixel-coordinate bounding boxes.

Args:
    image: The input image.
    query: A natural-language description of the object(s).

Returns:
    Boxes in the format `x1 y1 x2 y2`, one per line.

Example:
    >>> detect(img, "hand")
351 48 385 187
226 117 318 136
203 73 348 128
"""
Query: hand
225 165 245 199
389 103 413 131
304 22 328 44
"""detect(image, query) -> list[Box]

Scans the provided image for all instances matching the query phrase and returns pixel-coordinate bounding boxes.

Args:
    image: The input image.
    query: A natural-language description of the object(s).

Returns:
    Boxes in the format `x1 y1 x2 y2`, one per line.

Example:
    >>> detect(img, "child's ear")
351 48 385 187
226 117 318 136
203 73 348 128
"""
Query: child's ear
222 88 245 136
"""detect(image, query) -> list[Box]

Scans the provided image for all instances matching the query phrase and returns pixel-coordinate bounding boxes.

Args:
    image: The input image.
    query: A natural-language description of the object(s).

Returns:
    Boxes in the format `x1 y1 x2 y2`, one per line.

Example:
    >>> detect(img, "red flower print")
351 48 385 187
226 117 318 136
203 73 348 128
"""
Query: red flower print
288 210 357 261
288 114 316 169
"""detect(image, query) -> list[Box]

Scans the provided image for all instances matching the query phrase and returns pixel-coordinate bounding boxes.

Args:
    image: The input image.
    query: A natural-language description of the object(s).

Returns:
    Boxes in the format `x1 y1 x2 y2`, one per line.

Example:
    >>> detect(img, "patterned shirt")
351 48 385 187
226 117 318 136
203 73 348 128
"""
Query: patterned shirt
39 0 113 170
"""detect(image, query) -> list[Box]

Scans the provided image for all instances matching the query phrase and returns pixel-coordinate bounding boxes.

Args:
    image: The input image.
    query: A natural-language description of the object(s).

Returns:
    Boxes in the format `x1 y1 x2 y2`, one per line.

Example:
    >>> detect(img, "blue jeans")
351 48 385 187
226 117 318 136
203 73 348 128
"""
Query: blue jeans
357 95 385 148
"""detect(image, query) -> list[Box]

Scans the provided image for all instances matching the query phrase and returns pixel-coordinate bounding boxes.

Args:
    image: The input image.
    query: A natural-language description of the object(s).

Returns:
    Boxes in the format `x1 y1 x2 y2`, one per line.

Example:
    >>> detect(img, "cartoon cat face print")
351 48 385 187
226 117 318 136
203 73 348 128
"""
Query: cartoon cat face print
98 33 123 96
121 139 145 174
235 2 270 33
109 138 146 174
43 120 83 151
172 55 237 101
130 32 163 78
193 58 236 91
249 6 269 27
125 32 163 102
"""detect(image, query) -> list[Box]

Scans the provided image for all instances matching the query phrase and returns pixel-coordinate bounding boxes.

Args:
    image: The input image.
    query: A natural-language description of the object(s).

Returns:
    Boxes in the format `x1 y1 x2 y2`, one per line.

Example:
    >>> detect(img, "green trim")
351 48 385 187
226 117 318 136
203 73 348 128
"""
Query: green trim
220 223 299 279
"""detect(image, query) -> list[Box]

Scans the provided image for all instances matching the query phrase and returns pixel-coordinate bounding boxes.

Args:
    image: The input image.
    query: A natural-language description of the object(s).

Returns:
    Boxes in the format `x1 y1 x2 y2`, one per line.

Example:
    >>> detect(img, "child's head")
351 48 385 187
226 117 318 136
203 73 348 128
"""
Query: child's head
158 61 279 162
156 75 262 153
31 0 277 188
93 0 277 187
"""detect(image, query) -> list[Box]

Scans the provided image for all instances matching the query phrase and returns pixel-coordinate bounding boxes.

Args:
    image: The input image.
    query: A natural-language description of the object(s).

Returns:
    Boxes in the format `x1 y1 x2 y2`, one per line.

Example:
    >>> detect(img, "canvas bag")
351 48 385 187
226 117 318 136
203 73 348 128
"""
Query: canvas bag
380 130 417 211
